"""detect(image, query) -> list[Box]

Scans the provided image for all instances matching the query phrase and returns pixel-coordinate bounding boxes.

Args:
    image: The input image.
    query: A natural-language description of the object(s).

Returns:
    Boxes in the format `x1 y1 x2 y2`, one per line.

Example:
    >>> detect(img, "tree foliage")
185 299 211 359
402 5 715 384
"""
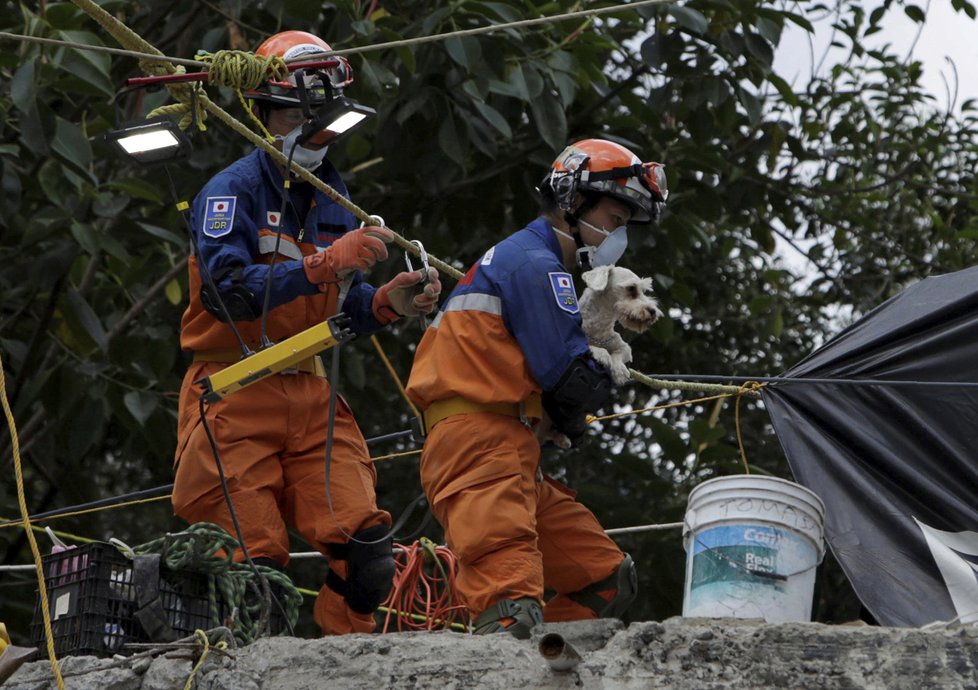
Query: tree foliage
2 0 978 639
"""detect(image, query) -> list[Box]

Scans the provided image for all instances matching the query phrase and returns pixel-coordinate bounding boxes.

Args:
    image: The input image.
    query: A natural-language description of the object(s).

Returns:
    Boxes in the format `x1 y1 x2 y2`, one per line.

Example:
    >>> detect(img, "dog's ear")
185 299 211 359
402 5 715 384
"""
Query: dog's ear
582 265 612 291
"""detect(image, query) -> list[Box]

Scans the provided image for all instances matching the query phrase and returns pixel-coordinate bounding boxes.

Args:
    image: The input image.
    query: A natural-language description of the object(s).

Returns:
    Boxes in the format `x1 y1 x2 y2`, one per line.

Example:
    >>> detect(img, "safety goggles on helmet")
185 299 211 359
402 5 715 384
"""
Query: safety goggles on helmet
246 59 354 108
544 140 668 223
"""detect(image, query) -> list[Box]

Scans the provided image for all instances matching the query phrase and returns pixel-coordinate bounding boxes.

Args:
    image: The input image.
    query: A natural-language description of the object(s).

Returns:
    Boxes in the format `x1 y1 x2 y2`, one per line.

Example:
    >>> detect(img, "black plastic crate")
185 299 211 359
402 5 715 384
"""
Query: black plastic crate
30 543 221 657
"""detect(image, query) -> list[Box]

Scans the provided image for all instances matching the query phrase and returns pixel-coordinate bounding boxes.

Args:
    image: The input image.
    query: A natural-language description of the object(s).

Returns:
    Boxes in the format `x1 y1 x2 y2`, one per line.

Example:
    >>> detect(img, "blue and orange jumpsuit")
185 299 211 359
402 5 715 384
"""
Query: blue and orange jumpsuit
172 149 389 634
406 217 626 621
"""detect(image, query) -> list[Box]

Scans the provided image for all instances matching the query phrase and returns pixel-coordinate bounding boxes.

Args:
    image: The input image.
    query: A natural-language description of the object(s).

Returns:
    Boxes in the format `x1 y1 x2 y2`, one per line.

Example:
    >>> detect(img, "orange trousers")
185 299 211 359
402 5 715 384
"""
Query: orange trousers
172 361 390 635
420 412 625 621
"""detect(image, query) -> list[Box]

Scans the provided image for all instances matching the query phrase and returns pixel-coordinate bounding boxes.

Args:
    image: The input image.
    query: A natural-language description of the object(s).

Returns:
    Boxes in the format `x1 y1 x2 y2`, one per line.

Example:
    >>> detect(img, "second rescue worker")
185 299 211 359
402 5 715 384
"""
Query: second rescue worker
407 139 668 637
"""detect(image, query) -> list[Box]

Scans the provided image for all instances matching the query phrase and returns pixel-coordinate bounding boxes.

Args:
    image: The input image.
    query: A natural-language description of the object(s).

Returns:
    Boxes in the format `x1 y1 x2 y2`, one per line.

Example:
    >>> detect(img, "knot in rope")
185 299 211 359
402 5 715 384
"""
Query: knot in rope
197 50 289 90
145 64 208 132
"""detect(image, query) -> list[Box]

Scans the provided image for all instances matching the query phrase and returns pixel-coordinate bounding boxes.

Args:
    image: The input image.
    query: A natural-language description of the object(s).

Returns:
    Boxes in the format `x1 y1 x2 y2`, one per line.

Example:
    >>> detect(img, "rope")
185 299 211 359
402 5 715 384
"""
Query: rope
25 1 675 67
0 351 65 689
133 523 302 646
322 0 677 57
182 629 227 690
62 0 753 398
381 538 468 633
2 386 762 538
370 335 421 418
735 381 765 473
0 495 171 529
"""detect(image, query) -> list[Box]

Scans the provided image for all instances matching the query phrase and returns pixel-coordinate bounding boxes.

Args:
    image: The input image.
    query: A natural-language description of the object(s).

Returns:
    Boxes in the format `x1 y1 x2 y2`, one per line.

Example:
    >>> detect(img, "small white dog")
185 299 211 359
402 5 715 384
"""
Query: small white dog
580 265 663 385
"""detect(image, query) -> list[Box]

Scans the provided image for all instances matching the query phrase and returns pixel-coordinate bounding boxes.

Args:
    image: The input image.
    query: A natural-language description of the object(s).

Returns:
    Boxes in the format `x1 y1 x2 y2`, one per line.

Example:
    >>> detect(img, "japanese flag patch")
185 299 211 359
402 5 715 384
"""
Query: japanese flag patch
202 196 236 237
549 272 579 314
266 211 281 227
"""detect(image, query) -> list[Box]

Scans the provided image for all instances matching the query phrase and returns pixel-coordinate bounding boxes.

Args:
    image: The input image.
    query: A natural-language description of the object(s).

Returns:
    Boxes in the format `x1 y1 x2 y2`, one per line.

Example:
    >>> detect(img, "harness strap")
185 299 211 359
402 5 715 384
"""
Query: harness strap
421 394 542 435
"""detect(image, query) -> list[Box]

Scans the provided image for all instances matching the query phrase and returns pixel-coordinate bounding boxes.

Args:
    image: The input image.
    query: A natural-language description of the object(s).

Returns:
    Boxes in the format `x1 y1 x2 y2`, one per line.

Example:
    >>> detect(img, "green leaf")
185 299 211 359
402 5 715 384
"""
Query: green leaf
445 36 482 70
65 288 108 352
438 112 465 166
755 17 783 46
54 31 114 97
521 64 545 99
487 78 523 99
394 46 416 74
11 58 37 113
105 178 165 203
124 391 158 426
165 278 183 305
530 84 567 152
668 6 709 35
70 220 100 256
52 117 92 173
138 222 186 246
904 5 926 22
475 1 524 22
766 74 798 106
745 33 773 69
472 100 512 139
738 88 762 126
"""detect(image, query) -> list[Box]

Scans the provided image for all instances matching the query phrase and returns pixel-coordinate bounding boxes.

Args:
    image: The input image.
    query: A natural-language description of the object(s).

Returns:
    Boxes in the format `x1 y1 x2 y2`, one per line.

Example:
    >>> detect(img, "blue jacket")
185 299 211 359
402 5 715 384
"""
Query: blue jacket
408 217 597 407
180 149 385 351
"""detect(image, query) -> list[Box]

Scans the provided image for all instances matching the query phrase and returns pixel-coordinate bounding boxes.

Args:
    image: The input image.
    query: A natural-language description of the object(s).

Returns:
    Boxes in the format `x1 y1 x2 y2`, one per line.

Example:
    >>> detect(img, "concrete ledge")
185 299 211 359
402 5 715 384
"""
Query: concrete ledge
9 616 978 689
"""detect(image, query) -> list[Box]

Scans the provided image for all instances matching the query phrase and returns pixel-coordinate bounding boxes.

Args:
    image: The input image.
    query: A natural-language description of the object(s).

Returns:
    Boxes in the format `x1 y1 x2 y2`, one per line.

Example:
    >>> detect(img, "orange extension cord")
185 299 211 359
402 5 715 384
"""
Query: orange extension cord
382 538 468 632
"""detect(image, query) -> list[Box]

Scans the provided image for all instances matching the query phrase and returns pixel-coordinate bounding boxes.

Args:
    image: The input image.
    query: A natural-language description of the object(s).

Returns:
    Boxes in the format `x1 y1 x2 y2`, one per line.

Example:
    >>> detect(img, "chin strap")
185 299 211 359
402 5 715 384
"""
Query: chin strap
553 221 594 272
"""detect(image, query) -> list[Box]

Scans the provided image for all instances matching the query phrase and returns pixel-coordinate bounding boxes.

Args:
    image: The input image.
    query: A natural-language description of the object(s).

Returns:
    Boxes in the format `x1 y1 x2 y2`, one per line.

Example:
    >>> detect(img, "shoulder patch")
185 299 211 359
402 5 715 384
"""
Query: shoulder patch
481 246 495 265
549 272 579 314
203 196 236 238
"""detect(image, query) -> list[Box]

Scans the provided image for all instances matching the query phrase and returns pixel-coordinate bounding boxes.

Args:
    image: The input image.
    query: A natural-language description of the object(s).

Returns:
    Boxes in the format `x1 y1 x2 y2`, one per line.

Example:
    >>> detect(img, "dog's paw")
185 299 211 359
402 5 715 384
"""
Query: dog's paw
610 359 632 386
589 345 613 370
619 341 633 365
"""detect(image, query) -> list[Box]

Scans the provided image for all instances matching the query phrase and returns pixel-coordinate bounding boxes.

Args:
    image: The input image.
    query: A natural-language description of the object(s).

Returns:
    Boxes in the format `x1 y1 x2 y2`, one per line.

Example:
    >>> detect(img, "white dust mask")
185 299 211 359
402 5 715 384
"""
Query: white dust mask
277 125 329 172
578 219 629 269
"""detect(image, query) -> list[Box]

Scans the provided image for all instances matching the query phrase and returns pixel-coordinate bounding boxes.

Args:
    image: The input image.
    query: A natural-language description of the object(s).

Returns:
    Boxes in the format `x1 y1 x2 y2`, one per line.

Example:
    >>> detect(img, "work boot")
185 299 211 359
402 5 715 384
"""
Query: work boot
473 598 544 640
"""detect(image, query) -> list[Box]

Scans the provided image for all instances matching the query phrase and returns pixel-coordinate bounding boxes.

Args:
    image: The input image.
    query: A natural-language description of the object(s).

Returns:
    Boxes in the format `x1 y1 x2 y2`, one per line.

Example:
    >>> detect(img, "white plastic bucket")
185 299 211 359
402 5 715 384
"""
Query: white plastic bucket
682 475 826 623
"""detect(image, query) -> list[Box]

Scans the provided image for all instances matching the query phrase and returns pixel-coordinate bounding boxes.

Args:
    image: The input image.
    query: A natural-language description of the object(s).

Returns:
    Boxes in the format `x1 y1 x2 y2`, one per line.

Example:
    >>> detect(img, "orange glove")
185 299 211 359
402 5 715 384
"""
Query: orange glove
303 226 394 288
372 268 442 325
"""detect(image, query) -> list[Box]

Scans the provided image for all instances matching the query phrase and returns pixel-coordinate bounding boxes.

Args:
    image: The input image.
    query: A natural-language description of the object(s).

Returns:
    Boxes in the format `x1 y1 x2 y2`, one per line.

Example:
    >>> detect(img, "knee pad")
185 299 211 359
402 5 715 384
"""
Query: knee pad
569 553 638 619
327 525 396 614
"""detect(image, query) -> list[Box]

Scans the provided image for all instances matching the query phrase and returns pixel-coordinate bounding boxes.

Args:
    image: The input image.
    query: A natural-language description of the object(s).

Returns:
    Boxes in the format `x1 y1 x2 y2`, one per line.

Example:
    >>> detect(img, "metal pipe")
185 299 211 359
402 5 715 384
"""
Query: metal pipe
538 632 582 672
124 59 343 88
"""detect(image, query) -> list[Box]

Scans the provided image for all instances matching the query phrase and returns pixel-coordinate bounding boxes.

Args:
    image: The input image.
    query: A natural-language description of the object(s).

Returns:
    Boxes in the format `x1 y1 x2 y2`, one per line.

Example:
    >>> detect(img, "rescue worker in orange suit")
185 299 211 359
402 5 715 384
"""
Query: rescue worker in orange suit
171 30 441 635
406 139 667 637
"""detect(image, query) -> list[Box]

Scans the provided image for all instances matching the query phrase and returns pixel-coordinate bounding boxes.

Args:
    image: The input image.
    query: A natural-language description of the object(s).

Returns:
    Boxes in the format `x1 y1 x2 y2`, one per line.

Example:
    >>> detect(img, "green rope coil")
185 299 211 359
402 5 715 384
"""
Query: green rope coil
197 50 289 90
133 522 301 645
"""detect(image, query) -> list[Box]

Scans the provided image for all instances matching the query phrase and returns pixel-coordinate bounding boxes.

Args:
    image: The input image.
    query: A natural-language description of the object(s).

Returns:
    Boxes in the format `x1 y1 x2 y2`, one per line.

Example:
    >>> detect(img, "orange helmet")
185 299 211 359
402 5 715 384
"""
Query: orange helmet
543 139 667 222
245 30 353 107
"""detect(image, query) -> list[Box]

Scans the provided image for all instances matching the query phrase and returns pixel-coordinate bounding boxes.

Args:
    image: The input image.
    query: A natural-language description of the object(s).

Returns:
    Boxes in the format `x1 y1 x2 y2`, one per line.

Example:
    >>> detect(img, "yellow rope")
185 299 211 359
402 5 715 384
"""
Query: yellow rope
182 629 227 690
0 495 171 530
3 390 761 535
735 381 765 473
370 449 423 462
370 335 421 418
0 352 65 689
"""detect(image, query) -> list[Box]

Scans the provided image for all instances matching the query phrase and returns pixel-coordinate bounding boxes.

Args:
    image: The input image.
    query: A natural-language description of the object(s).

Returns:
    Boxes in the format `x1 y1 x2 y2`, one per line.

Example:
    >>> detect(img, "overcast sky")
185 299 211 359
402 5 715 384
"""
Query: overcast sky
774 2 978 109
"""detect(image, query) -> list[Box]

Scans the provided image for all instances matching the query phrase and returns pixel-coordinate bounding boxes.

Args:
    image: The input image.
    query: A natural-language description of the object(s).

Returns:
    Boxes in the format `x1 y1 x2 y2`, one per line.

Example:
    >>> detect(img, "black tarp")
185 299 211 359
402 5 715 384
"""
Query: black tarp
763 265 978 627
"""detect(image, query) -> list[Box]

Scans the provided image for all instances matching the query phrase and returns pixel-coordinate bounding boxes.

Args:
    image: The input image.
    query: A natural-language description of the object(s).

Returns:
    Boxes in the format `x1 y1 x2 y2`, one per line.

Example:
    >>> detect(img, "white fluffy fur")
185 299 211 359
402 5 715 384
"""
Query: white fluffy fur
579 265 663 385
